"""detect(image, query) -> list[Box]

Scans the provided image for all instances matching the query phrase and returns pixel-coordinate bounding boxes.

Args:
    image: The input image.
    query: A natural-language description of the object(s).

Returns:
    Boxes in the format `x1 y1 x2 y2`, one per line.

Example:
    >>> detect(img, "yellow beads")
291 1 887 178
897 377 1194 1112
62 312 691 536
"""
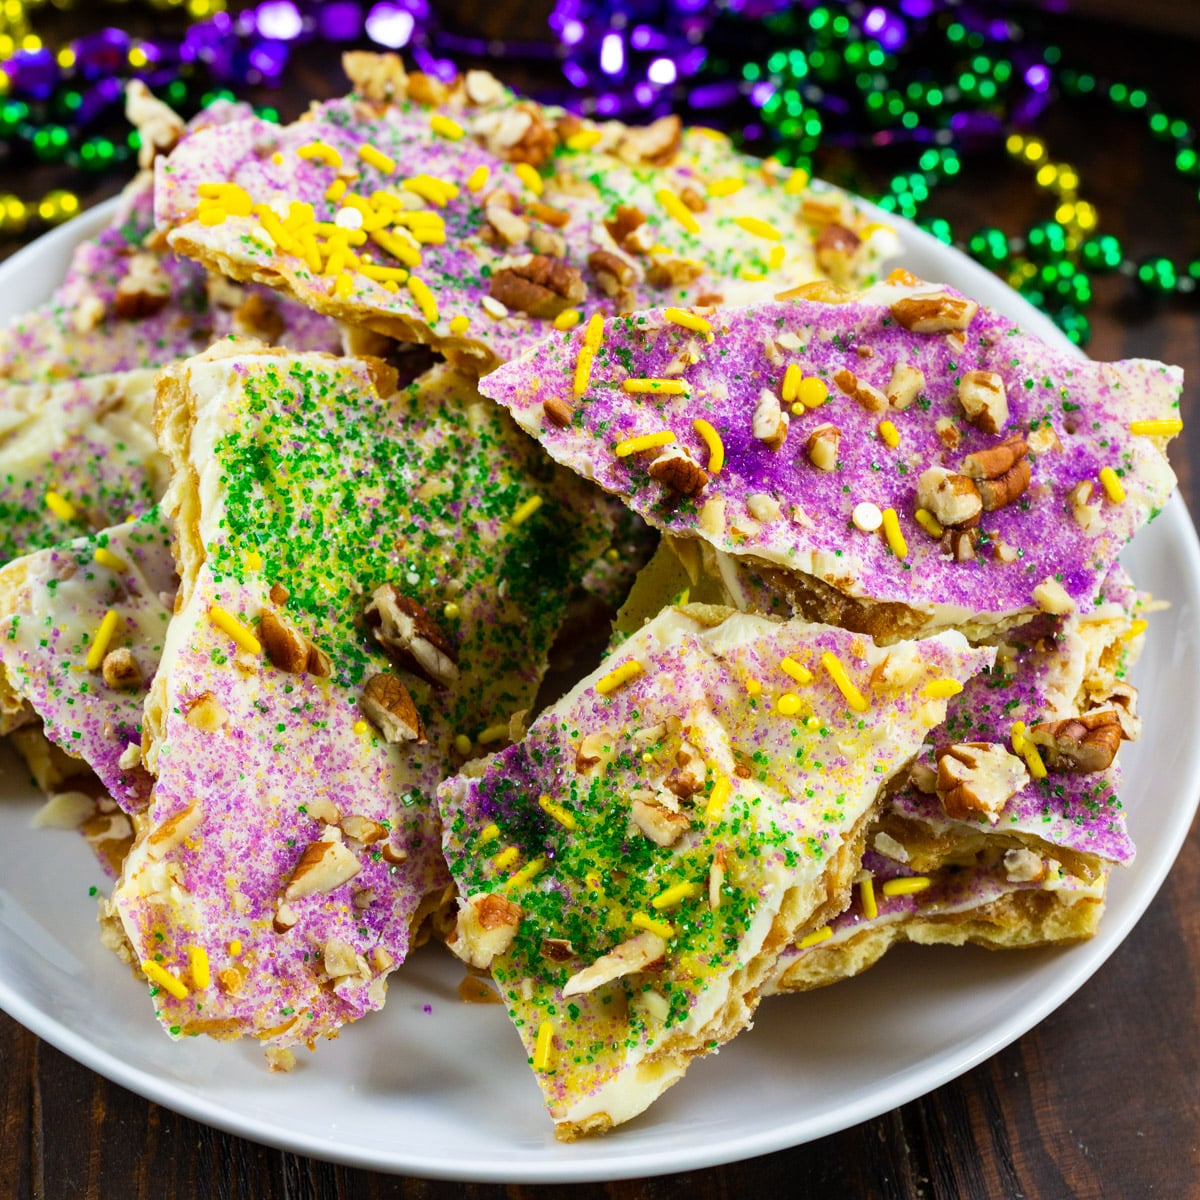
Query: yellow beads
692 419 725 473
705 775 732 823
622 377 689 395
297 141 342 167
574 312 606 396
142 959 189 1000
514 163 544 196
779 657 813 685
923 678 964 700
663 307 713 336
877 419 900 448
776 692 803 716
208 605 262 656
881 508 908 560
882 876 932 897
466 165 491 192
706 176 744 198
429 114 465 140
553 309 581 331
795 376 828 409
533 1020 555 1071
357 143 396 174
44 490 77 522
188 945 211 990
1099 467 1126 503
914 508 944 539
1130 419 1183 436
614 430 675 457
797 926 832 949
733 215 782 241
93 547 129 574
595 659 644 695
406 275 439 325
859 876 878 920
651 881 701 910
631 911 675 939
508 494 543 527
85 609 120 672
655 188 700 235
538 794 577 831
821 651 869 713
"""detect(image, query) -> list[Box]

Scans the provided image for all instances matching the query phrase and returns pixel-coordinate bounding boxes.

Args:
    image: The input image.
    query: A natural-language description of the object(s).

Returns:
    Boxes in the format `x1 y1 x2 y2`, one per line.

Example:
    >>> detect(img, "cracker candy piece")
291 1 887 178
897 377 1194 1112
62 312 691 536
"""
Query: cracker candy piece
112 348 611 1051
438 605 991 1137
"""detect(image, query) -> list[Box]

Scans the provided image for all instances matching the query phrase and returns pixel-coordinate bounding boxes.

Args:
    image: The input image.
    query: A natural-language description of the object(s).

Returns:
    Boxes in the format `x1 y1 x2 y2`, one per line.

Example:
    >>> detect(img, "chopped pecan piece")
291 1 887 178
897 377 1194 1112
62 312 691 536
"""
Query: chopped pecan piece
474 102 557 166
144 801 202 860
360 672 426 744
488 255 586 318
528 201 571 228
941 527 979 561
752 388 789 449
530 228 567 258
587 248 637 297
485 205 530 247
886 363 924 410
259 608 331 677
1068 480 1101 532
646 256 703 289
630 797 690 846
284 836 362 900
647 445 709 495
616 114 682 166
916 466 982 529
406 70 450 108
1026 710 1124 772
1032 577 1074 615
365 584 458 686
679 185 706 213
342 50 408 103
183 691 227 732
449 893 523 969
114 253 171 319
833 368 887 413
604 205 647 249
957 370 1009 435
961 434 1030 511
814 223 862 282
890 291 979 333
101 648 142 690
806 423 841 472
541 938 575 962
463 68 504 108
935 742 1029 823
561 931 666 997
543 397 575 428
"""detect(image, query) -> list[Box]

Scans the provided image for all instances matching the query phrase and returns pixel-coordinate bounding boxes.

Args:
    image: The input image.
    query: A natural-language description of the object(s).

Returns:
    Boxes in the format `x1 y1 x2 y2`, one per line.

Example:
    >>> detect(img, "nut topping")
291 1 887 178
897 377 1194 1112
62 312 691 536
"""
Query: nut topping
886 363 924 410
449 892 523 969
475 101 557 165
259 608 331 676
1068 480 1101 532
935 741 1029 823
752 387 789 449
1025 710 1124 773
814 223 862 282
463 68 505 108
647 445 709 495
961 434 1031 511
890 291 979 333
615 114 682 165
941 526 979 561
284 837 362 900
1003 848 1046 883
561 930 666 997
144 801 202 860
360 672 427 744
587 248 637 297
340 814 388 843
485 205 531 247
365 584 458 686
1032 577 1074 616
604 205 647 250
101 647 142 690
114 253 171 320
542 397 575 428
488 254 586 318
957 370 1009 435
806 423 841 471
630 797 690 846
183 691 227 732
833 368 887 413
916 466 983 529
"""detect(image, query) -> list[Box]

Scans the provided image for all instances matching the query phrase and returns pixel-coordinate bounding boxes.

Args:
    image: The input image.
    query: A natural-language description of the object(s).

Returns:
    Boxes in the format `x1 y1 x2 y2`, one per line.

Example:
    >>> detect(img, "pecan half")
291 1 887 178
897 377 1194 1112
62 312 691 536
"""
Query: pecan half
488 255 586 318
961 434 1030 511
916 466 982 529
957 370 1009 435
449 893 523 969
587 248 637 297
935 741 1029 823
260 608 331 677
365 584 458 686
890 291 979 333
1026 710 1123 772
806 423 841 471
833 368 887 413
360 672 426 744
647 445 709 495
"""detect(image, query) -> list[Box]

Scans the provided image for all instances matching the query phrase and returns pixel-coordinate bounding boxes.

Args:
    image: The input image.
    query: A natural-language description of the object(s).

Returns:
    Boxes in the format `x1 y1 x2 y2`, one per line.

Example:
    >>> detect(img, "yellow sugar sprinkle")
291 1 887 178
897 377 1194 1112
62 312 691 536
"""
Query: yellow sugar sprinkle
734 215 782 240
85 609 120 672
663 307 713 336
797 926 833 949
198 206 227 226
781 363 803 404
493 846 520 871
357 143 396 173
466 164 491 192
538 794 577 831
297 141 342 167
188 945 211 990
859 876 878 920
769 244 786 271
1099 467 1126 503
652 881 702 910
244 550 264 572
882 876 932 897
693 418 724 473
44 490 76 521
631 911 675 939
655 187 701 235
229 940 242 957
783 167 810 195
533 1020 555 1071
745 678 762 695
478 823 501 844
333 274 355 298
914 508 944 539
796 376 828 408
325 178 347 202
924 678 964 700
506 855 547 891
566 128 603 151
622 377 689 395
352 719 370 735
92 547 128 574
574 312 606 396
429 113 464 140
371 228 422 267
208 604 262 656
407 275 439 325
776 692 802 716
142 959 189 1000
881 508 908 560
514 162 544 196
1122 618 1148 641
705 775 732 823
359 263 409 283
454 733 474 756
878 419 900 448
553 309 581 332
614 430 676 457
478 723 510 745
780 656 814 685
595 659 644 695
1130 418 1182 436
707 176 745 198
447 314 470 336
509 494 544 527
821 651 870 713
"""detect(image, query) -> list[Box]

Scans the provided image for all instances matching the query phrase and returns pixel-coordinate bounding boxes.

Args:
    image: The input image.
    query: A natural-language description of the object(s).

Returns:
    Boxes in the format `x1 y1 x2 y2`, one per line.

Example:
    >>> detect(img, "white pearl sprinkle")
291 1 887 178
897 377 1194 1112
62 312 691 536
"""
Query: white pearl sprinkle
852 502 883 532
335 207 364 230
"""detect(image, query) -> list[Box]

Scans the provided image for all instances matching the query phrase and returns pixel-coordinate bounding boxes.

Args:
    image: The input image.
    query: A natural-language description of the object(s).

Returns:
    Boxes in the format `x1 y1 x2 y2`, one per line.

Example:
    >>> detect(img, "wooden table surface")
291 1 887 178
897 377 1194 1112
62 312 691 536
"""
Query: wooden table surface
1 4 1197 1197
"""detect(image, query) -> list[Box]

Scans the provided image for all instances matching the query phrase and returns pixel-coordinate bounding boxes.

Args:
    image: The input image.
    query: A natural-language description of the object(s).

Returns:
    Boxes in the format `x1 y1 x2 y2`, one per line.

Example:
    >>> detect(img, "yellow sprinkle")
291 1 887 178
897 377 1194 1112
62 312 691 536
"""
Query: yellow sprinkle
859 876 878 920
1099 467 1126 503
506 855 547 891
478 823 501 844
466 164 491 192
783 167 810 195
92 546 128 573
333 274 355 298
914 508 944 539
297 141 342 167
543 309 579 333
692 418 724 473
403 175 458 206
142 959 189 1000
663 307 713 336
707 176 745 198
1129 418 1182 436
371 228 422 268
566 128 603 151
509 494 543 527
244 550 264 571
188 945 211 990
821 651 870 713
923 678 964 700
881 508 908 560
454 733 474 756
407 275 439 325
493 846 520 871
779 657 814 685
85 609 120 671
740 267 766 281
357 143 396 174
705 775 732 823
692 126 726 141
429 113 464 140
514 162 544 196
229 940 243 957
270 152 283 164
353 719 370 735
878 419 900 448
198 206 228 226
533 1020 555 1071
325 178 347 202
631 911 675 939
537 794 578 831
656 188 701 235
796 376 828 408
197 182 229 199
882 876 932 897
614 430 676 457
652 881 702 910
622 377 689 395
804 715 821 730
443 602 461 619
478 723 510 745
779 363 803 404
776 692 802 716
1019 737 1048 781
744 678 762 696
595 659 644 695
359 263 409 283
1122 618 1148 641
769 244 786 271
574 312 606 396
445 314 470 336
797 925 833 949
208 605 262 656
734 215 782 240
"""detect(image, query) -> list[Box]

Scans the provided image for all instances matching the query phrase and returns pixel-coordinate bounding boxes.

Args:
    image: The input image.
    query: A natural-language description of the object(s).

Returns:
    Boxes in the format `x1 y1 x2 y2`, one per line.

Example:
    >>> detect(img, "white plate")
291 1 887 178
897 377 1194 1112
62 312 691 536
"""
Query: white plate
1 199 1197 1183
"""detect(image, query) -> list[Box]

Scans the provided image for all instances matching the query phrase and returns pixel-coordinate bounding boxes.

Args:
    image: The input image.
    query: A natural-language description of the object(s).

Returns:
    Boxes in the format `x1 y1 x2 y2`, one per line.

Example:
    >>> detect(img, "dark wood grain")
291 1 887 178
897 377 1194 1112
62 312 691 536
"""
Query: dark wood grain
1 4 1198 1197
